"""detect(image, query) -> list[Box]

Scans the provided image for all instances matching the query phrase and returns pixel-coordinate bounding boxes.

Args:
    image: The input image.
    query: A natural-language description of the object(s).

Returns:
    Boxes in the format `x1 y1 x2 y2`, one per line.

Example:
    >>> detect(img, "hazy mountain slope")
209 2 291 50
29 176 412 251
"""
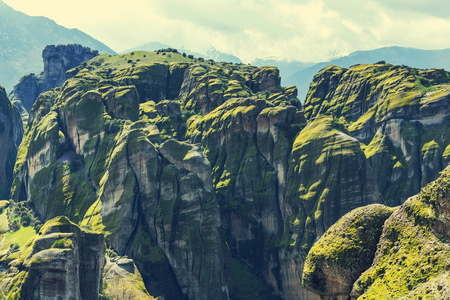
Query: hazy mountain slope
0 0 115 91
123 41 242 63
251 58 316 84
286 46 450 101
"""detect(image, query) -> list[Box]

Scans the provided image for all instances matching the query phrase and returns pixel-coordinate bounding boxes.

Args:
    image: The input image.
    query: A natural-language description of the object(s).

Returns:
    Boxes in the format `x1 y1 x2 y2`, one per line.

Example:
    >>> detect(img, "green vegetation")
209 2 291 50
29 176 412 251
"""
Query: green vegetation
0 226 36 254
301 166 450 299
284 115 375 250
51 237 74 249
229 259 280 300
8 47 450 300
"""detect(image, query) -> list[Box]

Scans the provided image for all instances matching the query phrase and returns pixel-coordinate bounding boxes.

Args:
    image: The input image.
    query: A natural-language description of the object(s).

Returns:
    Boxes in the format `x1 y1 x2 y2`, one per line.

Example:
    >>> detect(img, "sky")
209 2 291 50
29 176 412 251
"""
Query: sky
3 0 450 63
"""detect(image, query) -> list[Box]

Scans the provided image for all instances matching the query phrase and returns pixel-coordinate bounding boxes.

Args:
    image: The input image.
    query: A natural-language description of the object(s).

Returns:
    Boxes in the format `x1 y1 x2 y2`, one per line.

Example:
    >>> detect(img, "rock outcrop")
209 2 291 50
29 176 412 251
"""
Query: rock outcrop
10 44 99 112
0 85 23 198
304 63 450 206
302 204 394 299
102 256 155 299
42 44 99 91
12 52 234 299
303 165 450 299
1 216 105 300
185 99 380 298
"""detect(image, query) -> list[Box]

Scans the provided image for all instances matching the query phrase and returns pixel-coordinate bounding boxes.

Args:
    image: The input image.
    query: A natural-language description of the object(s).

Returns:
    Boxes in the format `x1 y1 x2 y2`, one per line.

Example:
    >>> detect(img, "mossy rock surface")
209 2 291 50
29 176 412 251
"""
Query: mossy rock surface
3 216 105 300
302 204 394 298
303 166 450 299
284 115 381 251
304 63 450 206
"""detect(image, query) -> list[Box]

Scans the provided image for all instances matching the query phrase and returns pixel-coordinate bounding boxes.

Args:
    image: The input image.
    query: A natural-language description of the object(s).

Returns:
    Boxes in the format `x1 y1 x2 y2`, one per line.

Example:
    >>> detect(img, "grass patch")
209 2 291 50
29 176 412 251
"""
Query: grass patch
0 226 36 253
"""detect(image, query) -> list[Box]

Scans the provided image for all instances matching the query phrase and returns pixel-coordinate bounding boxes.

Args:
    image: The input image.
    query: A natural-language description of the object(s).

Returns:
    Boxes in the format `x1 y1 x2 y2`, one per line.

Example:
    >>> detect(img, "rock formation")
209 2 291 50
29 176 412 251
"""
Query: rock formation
4 52 450 299
302 204 394 299
304 63 450 206
0 85 22 199
1 216 105 300
304 165 450 299
102 256 155 299
10 44 99 112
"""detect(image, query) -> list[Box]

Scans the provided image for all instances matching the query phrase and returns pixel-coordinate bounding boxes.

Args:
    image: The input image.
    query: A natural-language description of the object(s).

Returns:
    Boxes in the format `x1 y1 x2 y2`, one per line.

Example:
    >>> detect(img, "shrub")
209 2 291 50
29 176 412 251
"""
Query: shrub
7 243 20 256
52 237 74 249
20 214 32 226
9 220 19 232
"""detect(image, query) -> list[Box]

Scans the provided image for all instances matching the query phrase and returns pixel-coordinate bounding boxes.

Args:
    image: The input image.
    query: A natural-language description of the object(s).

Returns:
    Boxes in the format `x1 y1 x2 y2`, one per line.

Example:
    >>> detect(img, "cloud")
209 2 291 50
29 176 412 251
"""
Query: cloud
4 0 450 62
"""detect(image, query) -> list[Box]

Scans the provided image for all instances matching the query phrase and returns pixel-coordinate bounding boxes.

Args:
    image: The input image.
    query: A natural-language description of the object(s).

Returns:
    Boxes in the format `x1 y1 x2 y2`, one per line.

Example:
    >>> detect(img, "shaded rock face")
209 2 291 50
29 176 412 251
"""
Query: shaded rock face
10 44 99 112
42 44 99 91
304 63 450 205
2 216 105 300
0 85 23 198
303 166 450 300
186 99 379 299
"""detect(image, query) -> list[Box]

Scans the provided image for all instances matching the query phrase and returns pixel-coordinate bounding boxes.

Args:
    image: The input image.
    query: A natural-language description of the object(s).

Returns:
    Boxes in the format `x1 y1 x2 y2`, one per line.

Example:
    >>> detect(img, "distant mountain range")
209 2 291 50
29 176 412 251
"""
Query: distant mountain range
251 58 315 82
122 41 242 64
0 0 115 91
284 46 450 101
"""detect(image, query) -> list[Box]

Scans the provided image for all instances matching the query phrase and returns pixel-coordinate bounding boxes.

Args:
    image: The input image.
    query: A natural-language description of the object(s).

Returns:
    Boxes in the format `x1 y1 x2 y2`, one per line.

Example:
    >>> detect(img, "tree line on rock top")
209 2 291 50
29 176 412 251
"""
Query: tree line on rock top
0 48 449 299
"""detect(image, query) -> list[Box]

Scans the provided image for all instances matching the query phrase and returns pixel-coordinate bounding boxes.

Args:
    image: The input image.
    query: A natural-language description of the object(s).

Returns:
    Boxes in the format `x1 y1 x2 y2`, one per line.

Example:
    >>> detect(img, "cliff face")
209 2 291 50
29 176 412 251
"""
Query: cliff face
11 51 235 300
1 216 105 300
0 85 23 198
6 52 450 299
42 44 99 91
304 63 450 206
304 165 450 300
10 44 99 112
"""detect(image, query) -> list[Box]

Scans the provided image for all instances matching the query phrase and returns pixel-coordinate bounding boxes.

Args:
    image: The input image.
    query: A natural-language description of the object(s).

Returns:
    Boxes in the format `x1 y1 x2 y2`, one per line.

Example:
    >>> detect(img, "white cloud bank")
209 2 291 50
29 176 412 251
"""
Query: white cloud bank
4 0 450 62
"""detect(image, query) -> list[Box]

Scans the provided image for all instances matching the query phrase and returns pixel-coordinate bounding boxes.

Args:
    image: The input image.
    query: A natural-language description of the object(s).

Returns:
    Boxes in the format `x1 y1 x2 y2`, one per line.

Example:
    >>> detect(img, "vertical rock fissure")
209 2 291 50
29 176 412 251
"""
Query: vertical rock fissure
124 138 142 256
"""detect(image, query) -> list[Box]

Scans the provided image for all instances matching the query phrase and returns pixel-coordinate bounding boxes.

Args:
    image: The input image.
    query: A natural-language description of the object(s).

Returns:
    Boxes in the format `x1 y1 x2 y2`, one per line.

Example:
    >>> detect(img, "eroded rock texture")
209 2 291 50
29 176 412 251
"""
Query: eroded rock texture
1 216 104 300
0 85 22 198
304 64 450 206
